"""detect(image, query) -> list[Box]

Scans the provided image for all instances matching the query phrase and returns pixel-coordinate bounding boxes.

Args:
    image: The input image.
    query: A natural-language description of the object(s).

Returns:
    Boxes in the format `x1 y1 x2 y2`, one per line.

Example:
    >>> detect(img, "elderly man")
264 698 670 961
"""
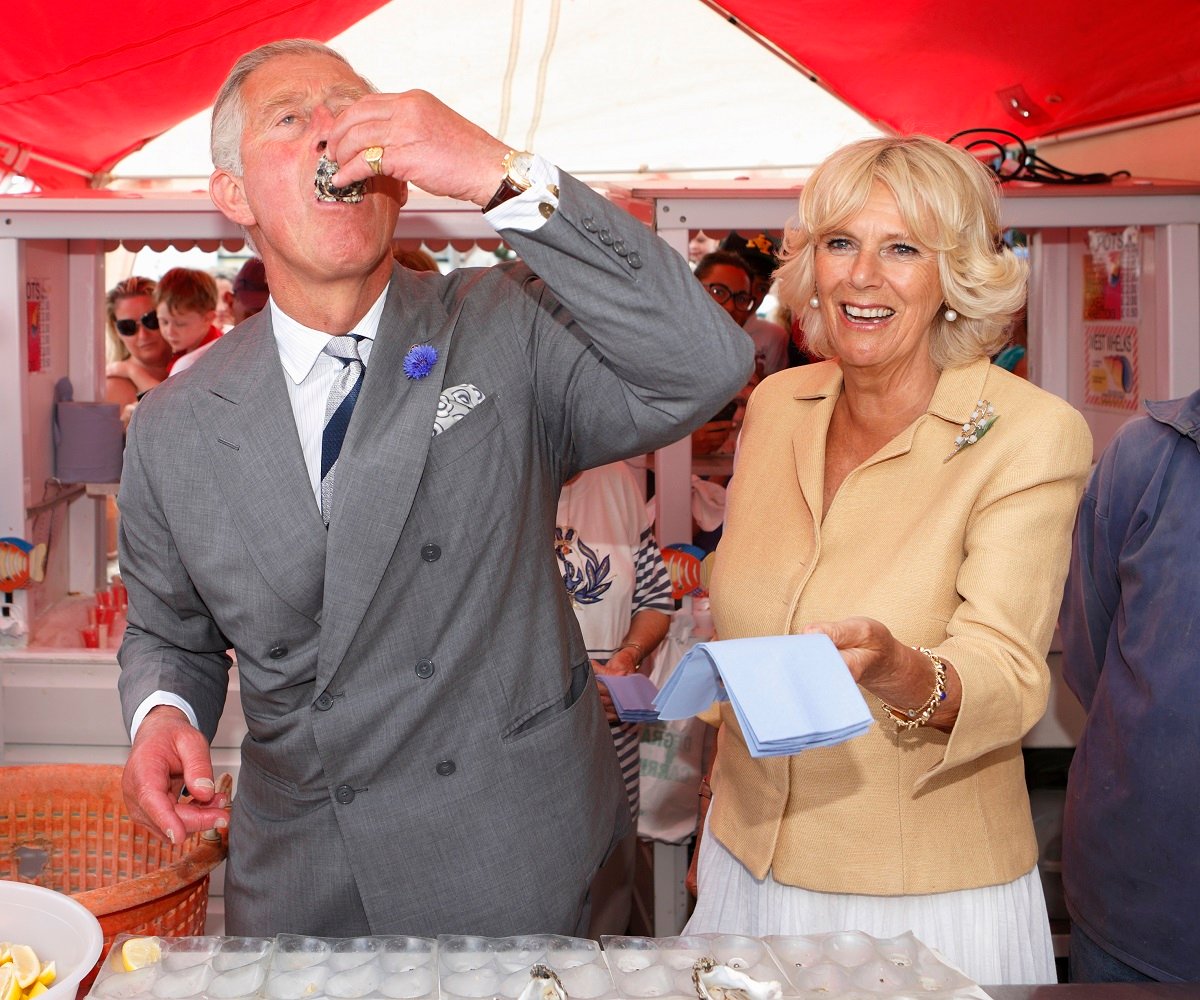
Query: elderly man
117 39 750 937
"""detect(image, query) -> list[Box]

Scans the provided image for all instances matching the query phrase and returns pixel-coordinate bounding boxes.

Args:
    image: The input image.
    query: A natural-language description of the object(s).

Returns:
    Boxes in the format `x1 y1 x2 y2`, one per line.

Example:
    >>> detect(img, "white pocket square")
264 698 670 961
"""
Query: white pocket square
433 384 486 437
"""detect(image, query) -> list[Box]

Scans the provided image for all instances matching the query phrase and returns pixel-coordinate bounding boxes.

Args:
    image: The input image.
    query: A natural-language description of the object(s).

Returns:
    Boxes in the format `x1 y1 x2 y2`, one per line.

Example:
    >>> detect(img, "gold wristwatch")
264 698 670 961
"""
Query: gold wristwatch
483 149 534 212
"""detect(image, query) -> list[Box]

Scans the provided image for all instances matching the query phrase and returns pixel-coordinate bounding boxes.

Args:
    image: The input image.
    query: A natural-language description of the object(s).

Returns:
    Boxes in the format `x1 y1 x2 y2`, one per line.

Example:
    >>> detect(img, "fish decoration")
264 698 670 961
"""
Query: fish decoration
0 537 47 592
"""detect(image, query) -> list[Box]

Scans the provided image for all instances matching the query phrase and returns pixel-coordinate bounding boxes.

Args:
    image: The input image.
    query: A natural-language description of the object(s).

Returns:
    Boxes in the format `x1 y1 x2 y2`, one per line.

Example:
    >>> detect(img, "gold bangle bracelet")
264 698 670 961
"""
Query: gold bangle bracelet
879 646 947 731
617 641 645 665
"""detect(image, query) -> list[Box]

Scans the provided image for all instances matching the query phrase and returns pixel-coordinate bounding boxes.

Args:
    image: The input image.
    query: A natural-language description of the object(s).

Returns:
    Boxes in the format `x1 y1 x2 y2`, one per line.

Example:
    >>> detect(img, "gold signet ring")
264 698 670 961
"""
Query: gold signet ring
363 145 385 176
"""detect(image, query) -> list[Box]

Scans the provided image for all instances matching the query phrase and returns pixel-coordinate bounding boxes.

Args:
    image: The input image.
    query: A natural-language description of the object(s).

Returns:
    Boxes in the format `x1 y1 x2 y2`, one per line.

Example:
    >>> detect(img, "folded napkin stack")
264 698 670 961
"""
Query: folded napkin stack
653 634 872 756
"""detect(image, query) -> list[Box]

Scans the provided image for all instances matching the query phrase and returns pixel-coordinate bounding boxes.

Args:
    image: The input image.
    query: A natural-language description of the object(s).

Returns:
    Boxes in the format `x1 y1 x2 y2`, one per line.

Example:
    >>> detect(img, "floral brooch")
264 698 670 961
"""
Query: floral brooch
403 343 438 380
944 399 998 463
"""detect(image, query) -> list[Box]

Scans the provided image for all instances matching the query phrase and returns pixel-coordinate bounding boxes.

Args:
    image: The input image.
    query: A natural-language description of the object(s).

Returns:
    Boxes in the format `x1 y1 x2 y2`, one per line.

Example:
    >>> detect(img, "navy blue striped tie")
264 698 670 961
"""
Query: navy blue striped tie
320 334 365 525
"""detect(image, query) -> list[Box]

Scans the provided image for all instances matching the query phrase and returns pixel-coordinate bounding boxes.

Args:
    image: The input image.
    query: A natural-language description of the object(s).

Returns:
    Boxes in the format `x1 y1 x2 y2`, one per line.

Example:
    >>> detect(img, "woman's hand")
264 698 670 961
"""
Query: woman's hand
593 648 640 724
802 616 961 730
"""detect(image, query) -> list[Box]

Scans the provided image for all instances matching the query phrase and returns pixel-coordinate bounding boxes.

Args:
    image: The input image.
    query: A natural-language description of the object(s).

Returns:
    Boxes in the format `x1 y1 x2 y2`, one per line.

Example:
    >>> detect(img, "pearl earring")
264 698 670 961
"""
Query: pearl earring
944 308 958 322
809 295 819 309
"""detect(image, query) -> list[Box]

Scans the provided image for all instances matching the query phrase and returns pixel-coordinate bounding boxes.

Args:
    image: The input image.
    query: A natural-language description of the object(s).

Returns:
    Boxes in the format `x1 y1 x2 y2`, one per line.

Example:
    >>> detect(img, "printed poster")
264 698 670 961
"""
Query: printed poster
1084 324 1139 412
26 278 51 373
1083 227 1140 322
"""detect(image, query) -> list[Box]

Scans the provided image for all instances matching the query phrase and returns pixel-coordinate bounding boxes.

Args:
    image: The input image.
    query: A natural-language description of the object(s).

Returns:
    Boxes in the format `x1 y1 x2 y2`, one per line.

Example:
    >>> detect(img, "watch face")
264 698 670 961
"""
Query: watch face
507 151 535 189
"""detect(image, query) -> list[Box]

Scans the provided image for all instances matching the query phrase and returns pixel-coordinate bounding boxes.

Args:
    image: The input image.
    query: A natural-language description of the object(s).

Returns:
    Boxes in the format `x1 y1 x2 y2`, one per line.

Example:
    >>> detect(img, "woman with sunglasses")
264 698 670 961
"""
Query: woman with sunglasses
105 276 174 422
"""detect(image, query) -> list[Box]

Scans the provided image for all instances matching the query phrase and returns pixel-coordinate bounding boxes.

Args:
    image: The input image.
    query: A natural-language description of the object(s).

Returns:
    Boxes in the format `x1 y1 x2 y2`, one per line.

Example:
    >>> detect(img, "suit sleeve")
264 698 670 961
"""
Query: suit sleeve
116 405 233 742
494 171 754 473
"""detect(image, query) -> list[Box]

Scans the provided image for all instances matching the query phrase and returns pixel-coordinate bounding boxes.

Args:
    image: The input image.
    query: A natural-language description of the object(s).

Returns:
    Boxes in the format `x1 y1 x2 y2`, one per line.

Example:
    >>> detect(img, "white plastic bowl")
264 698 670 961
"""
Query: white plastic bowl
0 880 104 1000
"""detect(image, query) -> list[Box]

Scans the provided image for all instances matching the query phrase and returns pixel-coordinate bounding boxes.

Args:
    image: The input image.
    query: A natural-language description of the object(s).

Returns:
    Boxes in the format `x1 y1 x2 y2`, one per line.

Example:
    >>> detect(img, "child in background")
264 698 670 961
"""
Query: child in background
157 267 223 375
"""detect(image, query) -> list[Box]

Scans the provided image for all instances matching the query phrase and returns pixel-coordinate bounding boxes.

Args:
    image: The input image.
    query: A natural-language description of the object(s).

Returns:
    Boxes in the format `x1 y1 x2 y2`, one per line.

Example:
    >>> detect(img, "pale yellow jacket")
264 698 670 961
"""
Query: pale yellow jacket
708 357 1092 895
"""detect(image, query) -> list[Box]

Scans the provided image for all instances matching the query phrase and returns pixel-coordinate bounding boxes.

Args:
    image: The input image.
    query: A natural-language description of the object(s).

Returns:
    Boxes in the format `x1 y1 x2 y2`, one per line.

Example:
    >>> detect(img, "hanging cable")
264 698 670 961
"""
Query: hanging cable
496 0 524 142
947 128 1131 185
523 0 562 152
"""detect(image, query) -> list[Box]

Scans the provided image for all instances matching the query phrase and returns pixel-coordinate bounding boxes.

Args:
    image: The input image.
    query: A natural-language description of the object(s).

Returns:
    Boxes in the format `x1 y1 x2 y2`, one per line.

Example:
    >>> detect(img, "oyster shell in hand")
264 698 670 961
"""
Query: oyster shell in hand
315 154 366 203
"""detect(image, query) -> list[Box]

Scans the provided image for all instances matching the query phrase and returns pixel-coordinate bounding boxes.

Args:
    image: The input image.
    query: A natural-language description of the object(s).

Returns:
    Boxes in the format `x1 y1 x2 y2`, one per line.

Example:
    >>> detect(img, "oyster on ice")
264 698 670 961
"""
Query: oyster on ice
516 965 567 1000
691 958 781 1000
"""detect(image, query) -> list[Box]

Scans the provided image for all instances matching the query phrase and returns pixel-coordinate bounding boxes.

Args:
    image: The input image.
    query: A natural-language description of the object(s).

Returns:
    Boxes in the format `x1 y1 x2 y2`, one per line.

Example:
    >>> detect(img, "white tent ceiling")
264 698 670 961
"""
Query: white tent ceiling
112 0 881 188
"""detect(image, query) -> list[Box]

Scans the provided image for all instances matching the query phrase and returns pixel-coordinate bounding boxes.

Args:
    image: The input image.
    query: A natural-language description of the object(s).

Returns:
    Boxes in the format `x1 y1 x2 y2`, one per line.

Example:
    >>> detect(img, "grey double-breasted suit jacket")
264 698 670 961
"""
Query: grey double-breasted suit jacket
116 172 751 936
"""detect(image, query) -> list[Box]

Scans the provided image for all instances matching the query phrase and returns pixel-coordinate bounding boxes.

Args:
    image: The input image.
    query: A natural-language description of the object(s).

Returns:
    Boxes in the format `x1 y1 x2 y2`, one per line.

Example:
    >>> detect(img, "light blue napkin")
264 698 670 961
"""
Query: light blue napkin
602 673 661 722
652 634 872 757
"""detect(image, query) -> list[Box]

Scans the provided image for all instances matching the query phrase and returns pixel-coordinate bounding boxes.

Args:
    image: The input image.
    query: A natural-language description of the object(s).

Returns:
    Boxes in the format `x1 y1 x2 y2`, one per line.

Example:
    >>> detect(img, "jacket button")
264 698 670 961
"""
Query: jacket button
581 216 598 233
597 228 613 245
334 784 356 804
421 543 441 562
314 692 335 711
627 252 643 269
268 644 288 659
415 658 435 679
612 240 627 256
435 760 456 777
538 202 555 220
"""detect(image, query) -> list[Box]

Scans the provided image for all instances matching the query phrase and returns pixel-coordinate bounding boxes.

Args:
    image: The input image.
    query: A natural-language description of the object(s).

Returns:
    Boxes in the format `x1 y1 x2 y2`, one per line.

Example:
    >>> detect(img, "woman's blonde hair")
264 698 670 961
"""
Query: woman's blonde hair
774 135 1027 370
105 276 157 363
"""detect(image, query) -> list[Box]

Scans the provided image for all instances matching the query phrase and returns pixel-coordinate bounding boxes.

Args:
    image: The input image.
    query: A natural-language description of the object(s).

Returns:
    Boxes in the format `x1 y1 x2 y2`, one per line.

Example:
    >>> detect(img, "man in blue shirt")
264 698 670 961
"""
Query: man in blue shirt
1060 389 1200 982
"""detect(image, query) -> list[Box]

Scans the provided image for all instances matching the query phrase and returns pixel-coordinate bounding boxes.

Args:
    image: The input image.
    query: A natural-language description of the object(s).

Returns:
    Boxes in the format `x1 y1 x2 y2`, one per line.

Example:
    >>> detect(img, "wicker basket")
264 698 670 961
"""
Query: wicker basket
0 763 227 994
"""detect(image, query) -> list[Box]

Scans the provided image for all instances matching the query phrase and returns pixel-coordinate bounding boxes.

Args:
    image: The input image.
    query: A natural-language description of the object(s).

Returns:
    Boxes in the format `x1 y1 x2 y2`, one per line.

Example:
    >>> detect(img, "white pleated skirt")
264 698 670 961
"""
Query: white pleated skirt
685 817 1057 986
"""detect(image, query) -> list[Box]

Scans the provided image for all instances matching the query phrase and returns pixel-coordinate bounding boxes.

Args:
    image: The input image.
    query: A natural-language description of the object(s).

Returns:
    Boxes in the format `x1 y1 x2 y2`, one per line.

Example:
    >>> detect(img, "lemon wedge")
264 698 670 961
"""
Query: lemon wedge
120 937 162 972
7 947 38 991
0 942 10 963
35 962 55 989
0 966 21 1000
26 983 49 999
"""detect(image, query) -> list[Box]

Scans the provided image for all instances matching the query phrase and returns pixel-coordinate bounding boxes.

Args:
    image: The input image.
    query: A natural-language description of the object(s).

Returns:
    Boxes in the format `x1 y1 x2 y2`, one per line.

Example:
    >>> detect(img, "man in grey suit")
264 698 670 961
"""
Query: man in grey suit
117 39 750 937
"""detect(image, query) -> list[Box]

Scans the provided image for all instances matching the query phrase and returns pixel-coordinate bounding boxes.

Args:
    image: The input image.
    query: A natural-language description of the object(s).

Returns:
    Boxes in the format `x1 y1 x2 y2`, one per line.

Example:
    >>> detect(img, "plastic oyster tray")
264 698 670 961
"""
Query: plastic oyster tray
601 934 790 999
602 932 982 999
89 934 438 1000
764 931 981 998
87 930 981 1000
437 935 613 1000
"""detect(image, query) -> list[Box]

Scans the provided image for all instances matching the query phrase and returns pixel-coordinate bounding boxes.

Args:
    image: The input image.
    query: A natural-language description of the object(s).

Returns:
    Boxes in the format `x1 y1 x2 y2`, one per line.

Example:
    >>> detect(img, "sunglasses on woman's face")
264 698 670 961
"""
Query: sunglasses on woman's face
115 311 160 336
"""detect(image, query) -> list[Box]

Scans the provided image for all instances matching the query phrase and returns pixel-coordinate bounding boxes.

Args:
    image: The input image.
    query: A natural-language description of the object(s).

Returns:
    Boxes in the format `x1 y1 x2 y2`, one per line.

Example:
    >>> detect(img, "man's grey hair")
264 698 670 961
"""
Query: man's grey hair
210 39 364 175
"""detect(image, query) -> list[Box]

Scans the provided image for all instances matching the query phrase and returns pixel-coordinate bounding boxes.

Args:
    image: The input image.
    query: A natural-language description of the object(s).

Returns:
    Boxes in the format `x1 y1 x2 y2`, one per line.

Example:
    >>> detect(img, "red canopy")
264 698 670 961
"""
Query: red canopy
0 0 388 189
708 0 1200 143
4 0 1199 190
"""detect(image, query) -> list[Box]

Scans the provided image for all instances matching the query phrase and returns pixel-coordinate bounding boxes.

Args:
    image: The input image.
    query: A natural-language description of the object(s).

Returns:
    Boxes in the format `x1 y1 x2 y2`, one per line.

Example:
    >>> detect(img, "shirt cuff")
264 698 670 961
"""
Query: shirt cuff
131 691 200 742
482 155 561 232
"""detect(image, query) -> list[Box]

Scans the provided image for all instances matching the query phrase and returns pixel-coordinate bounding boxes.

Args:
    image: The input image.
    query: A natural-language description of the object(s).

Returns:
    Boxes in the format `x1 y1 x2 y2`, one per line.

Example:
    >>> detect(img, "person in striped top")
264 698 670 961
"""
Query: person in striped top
556 460 673 935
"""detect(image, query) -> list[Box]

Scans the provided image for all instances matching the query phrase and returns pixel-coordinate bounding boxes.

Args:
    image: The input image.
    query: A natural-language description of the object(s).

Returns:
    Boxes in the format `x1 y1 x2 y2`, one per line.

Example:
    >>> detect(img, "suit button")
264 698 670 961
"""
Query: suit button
315 692 335 711
612 240 627 256
581 216 598 233
334 784 356 804
538 202 555 220
627 252 643 269
415 658 435 679
435 760 456 777
597 228 613 245
421 543 441 562
268 644 288 659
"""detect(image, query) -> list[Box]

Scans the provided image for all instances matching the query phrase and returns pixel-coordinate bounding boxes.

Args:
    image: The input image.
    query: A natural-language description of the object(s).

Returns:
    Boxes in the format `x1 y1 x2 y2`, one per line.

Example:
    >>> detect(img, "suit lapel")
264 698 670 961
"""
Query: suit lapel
190 314 327 621
317 270 458 686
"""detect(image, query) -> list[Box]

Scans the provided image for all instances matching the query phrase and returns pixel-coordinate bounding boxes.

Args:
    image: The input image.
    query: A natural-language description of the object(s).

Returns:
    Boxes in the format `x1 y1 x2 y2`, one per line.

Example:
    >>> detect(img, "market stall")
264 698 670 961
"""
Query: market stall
1 175 1198 946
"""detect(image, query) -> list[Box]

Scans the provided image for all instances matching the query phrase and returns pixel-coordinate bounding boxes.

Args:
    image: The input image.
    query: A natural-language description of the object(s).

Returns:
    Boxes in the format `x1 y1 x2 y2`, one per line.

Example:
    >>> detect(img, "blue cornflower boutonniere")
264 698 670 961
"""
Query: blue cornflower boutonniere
403 343 438 380
944 399 998 463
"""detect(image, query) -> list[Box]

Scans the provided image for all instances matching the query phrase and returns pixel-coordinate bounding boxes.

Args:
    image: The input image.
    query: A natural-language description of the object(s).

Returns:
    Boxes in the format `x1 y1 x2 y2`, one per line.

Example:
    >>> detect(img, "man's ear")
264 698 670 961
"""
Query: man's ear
210 169 256 227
